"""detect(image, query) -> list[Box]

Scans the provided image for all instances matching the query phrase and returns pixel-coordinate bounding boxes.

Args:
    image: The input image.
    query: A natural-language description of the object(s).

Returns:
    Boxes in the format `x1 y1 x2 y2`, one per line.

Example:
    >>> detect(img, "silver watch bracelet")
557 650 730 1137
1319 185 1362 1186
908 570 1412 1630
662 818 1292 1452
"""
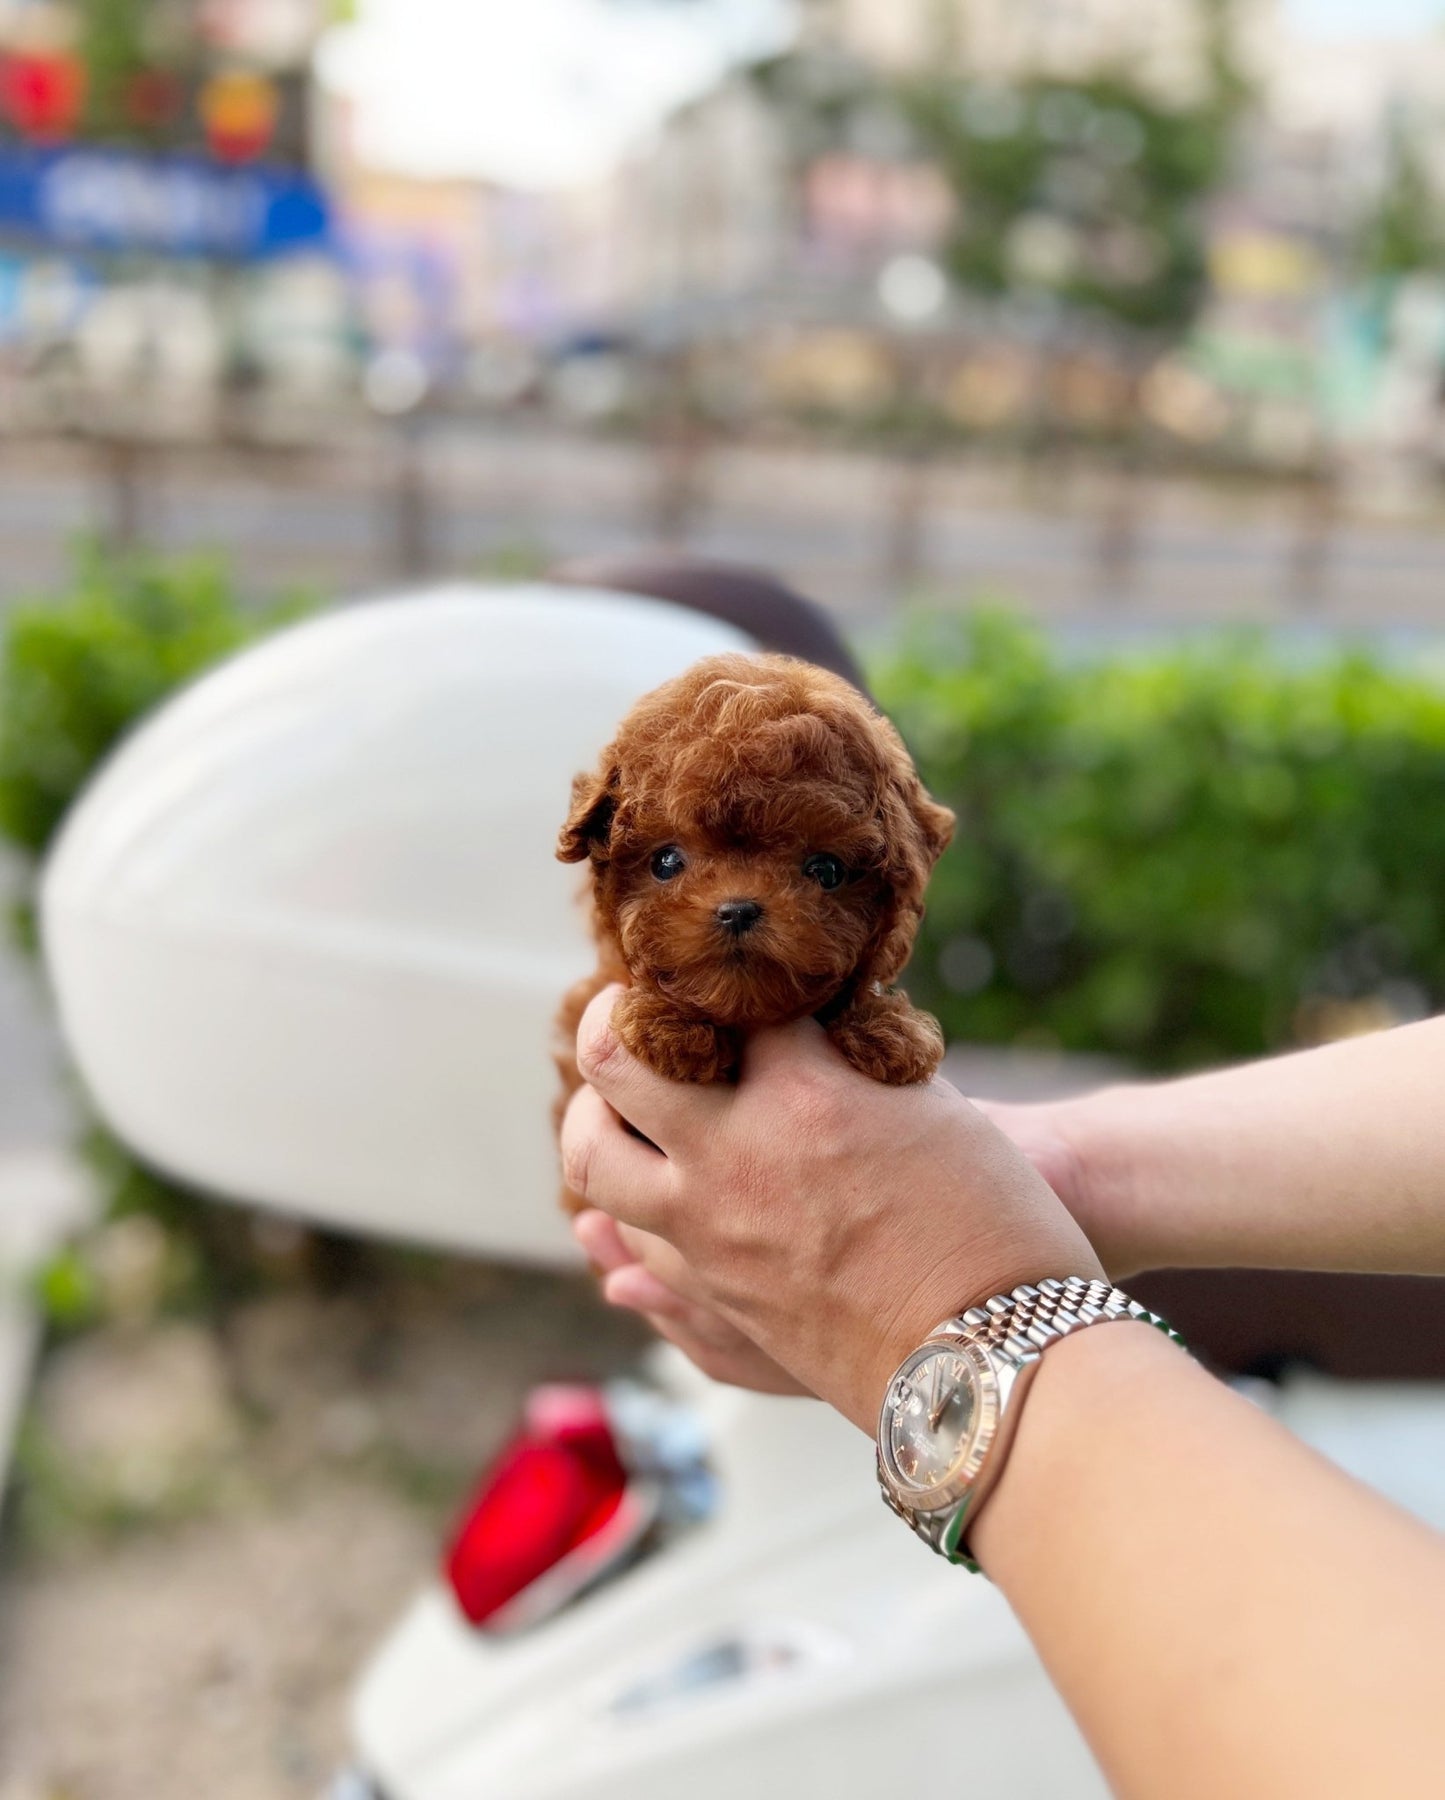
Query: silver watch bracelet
880 1276 1185 1573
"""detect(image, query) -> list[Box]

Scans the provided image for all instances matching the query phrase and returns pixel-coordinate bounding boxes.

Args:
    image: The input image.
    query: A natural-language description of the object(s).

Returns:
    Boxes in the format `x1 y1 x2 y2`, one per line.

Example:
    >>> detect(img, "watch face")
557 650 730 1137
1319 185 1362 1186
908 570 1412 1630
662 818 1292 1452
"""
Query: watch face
884 1344 984 1496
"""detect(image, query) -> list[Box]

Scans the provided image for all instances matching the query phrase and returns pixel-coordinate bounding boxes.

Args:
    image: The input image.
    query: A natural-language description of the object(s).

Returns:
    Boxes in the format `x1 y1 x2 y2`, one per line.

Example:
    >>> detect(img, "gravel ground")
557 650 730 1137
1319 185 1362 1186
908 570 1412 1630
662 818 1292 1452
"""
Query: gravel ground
0 1477 433 1800
0 1266 647 1800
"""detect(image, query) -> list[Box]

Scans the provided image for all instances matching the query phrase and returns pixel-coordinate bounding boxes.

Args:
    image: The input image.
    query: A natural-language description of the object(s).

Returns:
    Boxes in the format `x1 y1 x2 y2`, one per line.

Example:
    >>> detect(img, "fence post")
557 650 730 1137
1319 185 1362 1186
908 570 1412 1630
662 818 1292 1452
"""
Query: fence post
1288 464 1336 609
96 435 145 550
389 420 432 579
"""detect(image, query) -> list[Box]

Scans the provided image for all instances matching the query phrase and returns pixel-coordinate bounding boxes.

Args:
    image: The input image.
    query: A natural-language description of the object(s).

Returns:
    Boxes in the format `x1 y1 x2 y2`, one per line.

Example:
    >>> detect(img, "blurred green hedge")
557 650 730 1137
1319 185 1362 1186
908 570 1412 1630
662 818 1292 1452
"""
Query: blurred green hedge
0 549 314 1324
874 612 1445 1071
4 562 1441 1160
0 546 307 862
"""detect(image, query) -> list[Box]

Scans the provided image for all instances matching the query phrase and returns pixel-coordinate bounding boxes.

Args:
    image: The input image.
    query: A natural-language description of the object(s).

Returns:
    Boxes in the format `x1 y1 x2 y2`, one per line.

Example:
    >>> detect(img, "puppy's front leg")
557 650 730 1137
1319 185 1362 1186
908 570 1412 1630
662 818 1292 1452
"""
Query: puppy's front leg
613 985 739 1083
826 986 944 1086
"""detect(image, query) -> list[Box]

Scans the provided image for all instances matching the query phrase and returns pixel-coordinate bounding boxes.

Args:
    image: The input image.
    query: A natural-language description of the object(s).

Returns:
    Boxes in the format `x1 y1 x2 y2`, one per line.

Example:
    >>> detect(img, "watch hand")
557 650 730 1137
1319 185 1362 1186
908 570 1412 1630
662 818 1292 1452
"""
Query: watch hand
928 1360 946 1431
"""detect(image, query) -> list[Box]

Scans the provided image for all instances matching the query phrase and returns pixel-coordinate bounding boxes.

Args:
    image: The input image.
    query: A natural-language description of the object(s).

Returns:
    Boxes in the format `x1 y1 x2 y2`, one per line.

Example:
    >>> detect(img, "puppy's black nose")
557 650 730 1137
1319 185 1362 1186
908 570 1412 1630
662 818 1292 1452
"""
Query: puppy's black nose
716 899 763 935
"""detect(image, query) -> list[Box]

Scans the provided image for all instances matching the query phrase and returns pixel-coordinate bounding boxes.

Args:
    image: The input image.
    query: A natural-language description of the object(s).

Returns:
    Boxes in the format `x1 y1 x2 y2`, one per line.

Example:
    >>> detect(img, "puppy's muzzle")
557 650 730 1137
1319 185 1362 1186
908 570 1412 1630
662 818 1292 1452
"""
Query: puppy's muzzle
716 899 763 937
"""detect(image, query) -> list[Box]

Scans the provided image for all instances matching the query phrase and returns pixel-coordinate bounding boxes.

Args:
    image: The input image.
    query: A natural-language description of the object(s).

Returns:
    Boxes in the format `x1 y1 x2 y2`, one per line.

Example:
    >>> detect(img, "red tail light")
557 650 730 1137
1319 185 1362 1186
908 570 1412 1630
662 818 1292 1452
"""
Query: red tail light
445 1385 644 1630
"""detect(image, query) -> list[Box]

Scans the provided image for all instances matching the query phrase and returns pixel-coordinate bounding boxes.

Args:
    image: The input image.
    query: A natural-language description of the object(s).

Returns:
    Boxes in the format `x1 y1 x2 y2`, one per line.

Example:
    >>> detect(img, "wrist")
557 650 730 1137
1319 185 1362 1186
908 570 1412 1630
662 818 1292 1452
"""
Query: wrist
867 1237 1106 1436
1054 1084 1170 1278
966 1316 1188 1576
873 1280 1182 1574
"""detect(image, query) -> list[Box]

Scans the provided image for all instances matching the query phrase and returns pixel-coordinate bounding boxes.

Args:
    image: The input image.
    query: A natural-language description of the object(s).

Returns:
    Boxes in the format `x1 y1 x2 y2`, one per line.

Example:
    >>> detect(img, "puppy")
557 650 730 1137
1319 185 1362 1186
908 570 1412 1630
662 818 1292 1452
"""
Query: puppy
553 654 953 1206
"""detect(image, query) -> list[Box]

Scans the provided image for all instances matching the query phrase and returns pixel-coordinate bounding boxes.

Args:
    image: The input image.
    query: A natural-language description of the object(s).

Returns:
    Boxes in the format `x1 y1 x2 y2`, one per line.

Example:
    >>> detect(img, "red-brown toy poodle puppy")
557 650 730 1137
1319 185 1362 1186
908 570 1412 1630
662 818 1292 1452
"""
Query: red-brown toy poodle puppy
553 653 954 1210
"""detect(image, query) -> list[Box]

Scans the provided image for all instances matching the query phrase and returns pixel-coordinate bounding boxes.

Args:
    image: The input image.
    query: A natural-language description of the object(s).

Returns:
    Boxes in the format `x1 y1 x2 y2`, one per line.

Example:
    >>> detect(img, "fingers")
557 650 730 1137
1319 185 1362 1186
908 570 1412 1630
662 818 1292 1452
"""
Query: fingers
613 1220 712 1298
560 1085 672 1230
572 1208 712 1305
571 1209 752 1349
639 1310 745 1383
605 1273 796 1391
632 1307 813 1399
603 1262 690 1317
579 1229 726 1337
571 1207 635 1275
575 985 729 1155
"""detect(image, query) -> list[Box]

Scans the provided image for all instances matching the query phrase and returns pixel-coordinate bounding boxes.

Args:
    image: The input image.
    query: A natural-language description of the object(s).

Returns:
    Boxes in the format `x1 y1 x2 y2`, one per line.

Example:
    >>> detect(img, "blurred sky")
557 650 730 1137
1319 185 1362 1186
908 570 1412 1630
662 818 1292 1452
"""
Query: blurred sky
322 0 1444 188
1286 0 1442 34
319 0 791 187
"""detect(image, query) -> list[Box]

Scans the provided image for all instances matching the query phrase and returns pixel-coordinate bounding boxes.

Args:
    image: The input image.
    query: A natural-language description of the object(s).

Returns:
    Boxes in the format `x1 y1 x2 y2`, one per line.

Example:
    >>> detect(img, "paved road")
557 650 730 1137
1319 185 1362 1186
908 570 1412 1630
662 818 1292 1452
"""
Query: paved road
3 427 1444 628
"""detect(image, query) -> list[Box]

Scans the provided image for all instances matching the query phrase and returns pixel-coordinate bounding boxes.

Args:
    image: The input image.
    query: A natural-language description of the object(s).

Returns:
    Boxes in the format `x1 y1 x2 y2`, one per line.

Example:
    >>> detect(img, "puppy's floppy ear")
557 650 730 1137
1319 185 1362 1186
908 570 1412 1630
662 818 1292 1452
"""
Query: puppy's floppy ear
906 785 954 867
865 760 955 987
557 762 620 863
880 752 954 889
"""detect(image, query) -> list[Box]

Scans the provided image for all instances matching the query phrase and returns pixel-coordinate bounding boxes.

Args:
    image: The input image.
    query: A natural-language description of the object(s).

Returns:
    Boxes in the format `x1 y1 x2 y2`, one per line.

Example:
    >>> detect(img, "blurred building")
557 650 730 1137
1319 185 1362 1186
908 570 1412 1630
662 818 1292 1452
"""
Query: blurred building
826 0 1242 102
315 87 633 387
8 0 1414 472
0 0 328 165
0 0 348 426
810 1 1445 284
582 0 1445 472
600 0 1256 324
605 77 794 330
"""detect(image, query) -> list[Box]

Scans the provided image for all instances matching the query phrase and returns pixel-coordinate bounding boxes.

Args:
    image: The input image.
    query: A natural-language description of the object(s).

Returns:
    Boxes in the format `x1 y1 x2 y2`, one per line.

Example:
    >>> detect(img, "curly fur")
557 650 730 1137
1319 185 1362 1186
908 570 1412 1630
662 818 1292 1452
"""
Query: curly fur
553 654 954 1208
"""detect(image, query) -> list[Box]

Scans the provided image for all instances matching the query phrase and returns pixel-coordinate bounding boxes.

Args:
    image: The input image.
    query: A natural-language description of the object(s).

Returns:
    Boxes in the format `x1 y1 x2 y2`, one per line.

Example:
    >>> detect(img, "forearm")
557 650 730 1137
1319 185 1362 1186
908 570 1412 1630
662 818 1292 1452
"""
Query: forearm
1069 1018 1445 1274
972 1323 1445 1800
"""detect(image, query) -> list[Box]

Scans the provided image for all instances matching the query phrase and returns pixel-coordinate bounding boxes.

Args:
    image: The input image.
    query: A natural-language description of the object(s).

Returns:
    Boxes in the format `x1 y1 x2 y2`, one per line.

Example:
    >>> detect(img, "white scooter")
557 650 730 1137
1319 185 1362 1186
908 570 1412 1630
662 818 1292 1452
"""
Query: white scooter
38 572 1445 1800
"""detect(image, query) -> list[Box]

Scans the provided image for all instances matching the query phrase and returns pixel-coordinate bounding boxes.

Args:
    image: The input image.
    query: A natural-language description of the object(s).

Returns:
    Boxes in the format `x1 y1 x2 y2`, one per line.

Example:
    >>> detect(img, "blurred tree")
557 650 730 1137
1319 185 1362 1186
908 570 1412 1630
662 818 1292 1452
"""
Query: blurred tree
1357 112 1445 280
77 0 155 142
0 545 307 860
901 0 1247 338
748 0 1248 343
741 0 1252 574
0 548 318 1318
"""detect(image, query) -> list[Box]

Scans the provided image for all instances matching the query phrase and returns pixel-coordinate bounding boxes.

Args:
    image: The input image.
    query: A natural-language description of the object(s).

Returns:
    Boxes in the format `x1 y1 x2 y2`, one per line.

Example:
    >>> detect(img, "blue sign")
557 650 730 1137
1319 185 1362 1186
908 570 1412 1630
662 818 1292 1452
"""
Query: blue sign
0 145 330 259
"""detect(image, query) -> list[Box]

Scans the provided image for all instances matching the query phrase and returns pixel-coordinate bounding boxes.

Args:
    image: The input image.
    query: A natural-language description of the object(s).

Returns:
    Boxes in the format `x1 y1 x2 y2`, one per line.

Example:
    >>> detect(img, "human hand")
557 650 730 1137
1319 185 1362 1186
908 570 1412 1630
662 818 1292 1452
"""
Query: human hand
561 986 1103 1431
576 1087 1132 1395
574 1209 812 1397
966 1092 1142 1277
578 1083 1140 1394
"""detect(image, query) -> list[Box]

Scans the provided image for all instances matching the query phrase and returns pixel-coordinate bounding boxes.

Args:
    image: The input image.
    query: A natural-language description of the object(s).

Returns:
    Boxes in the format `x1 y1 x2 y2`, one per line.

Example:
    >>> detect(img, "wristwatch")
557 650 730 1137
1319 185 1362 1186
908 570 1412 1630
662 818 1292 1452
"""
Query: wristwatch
876 1275 1183 1573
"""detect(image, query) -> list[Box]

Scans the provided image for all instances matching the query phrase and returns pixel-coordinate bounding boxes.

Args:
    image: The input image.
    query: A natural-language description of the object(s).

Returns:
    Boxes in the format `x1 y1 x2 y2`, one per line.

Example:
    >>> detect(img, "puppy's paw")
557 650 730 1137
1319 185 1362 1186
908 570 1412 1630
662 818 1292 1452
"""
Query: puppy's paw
827 989 944 1085
613 987 738 1083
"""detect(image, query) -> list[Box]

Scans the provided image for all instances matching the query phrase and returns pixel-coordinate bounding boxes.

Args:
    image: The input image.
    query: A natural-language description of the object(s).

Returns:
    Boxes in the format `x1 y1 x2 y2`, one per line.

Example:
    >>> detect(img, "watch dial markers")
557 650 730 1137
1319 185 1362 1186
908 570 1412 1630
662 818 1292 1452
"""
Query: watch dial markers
888 1351 979 1491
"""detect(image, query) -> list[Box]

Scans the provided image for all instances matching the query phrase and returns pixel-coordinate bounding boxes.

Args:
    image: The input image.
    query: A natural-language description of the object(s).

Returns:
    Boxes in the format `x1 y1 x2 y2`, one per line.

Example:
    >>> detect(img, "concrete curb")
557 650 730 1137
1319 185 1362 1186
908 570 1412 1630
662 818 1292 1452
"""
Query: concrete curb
940 1044 1126 1104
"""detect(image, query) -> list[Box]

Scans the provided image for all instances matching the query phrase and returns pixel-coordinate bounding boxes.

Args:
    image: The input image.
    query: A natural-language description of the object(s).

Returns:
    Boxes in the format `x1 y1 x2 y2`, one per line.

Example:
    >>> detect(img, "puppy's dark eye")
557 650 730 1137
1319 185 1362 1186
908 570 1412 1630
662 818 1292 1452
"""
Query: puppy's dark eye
803 853 846 891
651 845 687 882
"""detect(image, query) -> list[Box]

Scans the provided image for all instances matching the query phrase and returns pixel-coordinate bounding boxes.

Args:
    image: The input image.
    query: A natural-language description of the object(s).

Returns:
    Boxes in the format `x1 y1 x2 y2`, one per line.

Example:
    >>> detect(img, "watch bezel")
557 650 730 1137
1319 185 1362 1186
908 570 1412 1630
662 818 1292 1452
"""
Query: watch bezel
876 1335 1002 1514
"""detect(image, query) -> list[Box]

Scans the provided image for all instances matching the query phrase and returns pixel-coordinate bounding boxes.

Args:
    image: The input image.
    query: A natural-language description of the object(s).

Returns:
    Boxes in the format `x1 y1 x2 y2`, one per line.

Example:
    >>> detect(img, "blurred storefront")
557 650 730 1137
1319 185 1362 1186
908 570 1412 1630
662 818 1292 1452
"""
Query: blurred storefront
4 0 1444 491
0 0 352 430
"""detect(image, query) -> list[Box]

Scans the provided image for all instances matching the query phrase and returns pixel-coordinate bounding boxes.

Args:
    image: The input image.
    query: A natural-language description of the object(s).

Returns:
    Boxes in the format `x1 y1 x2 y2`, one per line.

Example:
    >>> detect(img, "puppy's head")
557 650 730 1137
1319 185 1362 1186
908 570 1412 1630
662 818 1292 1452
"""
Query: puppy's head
558 654 953 1029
